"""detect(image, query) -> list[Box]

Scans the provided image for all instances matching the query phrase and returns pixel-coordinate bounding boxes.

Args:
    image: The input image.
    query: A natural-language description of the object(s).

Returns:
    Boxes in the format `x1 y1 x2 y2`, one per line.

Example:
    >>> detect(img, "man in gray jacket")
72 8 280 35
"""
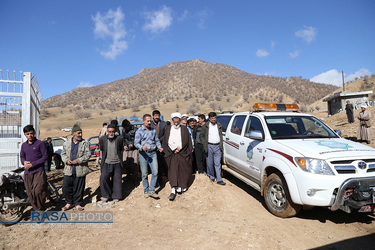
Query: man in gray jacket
61 124 91 211
100 124 124 202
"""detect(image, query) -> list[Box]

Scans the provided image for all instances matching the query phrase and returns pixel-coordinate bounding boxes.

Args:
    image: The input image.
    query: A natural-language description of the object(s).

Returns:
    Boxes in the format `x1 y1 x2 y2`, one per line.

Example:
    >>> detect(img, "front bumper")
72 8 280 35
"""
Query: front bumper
330 177 375 212
293 172 375 210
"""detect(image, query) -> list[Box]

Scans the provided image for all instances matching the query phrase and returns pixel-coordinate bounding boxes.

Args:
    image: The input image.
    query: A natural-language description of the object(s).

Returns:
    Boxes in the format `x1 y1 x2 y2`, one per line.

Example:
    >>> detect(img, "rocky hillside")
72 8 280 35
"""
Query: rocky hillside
42 59 338 111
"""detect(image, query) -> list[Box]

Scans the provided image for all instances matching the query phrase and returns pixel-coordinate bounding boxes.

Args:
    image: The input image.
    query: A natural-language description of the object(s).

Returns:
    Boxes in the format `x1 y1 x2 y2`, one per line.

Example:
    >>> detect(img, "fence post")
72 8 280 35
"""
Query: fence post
21 72 31 142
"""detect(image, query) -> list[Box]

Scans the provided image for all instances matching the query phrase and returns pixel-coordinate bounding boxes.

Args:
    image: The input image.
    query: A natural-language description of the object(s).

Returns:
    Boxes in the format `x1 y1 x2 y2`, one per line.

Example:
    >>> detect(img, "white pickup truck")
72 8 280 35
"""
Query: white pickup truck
217 103 375 217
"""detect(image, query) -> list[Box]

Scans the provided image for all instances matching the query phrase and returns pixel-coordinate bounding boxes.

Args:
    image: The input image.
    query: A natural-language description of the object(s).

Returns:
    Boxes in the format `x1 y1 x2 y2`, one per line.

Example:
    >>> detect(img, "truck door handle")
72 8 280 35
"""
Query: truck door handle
226 137 229 140
240 142 245 145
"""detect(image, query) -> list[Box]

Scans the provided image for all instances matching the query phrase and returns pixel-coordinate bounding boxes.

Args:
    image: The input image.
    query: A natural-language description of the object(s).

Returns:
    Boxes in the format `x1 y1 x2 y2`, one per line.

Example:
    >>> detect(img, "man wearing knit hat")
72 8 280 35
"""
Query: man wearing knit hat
61 123 91 211
99 123 124 203
162 112 193 201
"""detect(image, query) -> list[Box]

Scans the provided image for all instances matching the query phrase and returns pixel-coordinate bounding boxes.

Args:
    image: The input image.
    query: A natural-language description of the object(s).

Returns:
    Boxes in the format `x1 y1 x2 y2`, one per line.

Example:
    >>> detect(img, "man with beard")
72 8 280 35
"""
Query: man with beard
150 110 168 187
61 124 91 211
99 124 124 202
20 125 48 211
162 113 193 201
135 114 163 198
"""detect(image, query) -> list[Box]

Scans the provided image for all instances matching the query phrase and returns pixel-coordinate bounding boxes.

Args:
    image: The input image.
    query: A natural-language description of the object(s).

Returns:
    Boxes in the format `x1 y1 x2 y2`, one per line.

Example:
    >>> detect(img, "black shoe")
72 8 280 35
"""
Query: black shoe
209 178 215 182
168 193 176 201
217 181 226 185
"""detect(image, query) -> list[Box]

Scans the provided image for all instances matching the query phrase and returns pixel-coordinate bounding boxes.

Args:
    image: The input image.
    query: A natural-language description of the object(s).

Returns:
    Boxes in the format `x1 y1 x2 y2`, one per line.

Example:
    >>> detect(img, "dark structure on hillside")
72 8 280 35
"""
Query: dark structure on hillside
323 91 373 115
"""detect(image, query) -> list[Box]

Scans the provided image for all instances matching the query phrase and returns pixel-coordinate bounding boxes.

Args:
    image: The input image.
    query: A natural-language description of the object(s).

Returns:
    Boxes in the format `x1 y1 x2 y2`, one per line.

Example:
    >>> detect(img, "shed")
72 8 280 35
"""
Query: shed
323 91 373 116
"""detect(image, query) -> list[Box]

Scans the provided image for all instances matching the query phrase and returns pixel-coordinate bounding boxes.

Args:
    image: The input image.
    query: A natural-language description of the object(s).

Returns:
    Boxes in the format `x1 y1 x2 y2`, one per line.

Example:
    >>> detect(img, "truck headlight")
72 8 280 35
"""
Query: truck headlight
295 158 335 175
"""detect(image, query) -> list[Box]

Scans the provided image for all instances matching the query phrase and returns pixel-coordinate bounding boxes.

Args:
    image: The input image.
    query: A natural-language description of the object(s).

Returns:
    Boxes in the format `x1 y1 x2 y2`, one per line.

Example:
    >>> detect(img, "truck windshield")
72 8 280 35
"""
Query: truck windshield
265 115 339 139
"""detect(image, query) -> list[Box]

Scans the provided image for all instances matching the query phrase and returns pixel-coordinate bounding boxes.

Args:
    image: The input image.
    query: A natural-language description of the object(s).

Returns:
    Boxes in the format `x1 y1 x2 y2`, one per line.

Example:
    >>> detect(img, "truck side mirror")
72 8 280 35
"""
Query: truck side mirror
249 130 264 141
334 129 341 136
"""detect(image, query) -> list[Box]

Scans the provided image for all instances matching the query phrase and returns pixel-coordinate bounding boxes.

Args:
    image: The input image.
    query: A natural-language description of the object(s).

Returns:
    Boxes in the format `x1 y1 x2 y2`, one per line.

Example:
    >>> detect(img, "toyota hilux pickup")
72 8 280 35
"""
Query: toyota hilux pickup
218 103 375 217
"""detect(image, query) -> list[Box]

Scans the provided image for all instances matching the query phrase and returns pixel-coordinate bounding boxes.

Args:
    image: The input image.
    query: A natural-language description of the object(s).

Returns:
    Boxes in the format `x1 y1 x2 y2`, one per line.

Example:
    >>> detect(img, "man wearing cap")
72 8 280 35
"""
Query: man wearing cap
61 124 91 211
358 105 372 144
135 114 163 198
199 112 226 185
99 124 124 202
162 113 193 201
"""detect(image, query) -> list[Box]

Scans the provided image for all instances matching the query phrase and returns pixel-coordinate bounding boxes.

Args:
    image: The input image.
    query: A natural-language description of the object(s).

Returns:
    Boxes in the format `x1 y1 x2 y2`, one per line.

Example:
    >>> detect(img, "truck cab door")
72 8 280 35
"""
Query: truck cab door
237 116 265 184
223 115 247 168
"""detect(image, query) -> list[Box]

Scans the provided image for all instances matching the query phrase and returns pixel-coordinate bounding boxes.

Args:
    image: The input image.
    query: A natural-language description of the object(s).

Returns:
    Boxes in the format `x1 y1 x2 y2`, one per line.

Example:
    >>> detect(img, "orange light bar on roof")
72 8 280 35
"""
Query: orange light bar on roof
253 103 300 112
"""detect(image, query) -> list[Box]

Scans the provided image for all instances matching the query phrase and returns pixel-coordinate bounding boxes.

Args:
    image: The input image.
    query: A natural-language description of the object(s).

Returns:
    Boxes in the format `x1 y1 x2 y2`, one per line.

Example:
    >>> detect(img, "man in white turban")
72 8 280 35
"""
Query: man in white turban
358 105 371 144
162 113 193 201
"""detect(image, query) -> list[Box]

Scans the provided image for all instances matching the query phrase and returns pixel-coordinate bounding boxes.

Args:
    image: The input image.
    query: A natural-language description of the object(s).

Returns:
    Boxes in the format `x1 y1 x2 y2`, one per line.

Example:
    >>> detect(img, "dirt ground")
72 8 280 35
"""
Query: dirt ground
2 110 375 249
1 159 375 249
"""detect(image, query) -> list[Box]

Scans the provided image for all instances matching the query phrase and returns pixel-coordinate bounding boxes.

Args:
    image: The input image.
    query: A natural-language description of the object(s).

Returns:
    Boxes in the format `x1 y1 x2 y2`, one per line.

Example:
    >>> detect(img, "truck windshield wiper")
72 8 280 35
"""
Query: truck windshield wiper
303 134 328 138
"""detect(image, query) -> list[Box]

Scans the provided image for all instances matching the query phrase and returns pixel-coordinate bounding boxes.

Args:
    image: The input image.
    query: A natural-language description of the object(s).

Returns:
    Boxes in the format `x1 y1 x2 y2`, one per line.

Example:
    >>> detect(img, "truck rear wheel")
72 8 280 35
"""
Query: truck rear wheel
264 173 301 218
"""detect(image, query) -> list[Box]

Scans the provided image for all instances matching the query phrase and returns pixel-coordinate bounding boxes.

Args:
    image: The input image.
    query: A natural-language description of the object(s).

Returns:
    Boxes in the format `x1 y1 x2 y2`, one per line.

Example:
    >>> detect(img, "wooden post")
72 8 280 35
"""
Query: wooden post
342 71 345 91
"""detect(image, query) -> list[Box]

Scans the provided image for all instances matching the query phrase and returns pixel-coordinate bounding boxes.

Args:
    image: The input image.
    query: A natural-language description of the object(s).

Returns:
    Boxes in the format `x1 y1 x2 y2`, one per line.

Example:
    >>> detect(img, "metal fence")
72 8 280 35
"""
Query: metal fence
0 70 42 173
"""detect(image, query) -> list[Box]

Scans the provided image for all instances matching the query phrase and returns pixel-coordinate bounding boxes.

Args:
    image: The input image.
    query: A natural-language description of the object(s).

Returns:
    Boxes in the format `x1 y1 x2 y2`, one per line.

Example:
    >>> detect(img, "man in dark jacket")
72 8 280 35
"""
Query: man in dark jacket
99 124 123 202
43 137 54 172
345 100 354 124
199 112 226 185
150 110 168 186
193 114 207 174
122 119 139 182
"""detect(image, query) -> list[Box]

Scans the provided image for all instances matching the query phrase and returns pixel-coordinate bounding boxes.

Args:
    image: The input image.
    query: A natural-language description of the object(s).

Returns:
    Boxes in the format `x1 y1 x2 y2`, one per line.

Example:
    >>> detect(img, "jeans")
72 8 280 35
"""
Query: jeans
206 144 222 182
139 151 158 193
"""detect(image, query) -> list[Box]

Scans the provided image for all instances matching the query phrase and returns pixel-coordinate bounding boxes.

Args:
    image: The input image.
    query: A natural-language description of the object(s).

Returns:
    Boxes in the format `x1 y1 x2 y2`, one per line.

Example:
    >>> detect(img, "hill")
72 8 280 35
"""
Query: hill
42 59 338 112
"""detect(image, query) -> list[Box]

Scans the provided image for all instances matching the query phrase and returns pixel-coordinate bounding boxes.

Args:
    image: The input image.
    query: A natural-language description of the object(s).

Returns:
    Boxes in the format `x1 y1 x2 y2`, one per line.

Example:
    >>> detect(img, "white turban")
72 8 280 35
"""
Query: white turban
361 105 367 109
182 114 188 117
171 112 182 119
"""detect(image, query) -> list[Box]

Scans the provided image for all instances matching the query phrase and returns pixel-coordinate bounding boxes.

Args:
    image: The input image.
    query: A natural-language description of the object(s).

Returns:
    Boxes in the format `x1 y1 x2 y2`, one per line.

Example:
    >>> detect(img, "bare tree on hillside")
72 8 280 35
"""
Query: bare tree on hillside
83 112 92 119
209 102 217 110
218 105 223 112
40 109 50 120
186 103 200 114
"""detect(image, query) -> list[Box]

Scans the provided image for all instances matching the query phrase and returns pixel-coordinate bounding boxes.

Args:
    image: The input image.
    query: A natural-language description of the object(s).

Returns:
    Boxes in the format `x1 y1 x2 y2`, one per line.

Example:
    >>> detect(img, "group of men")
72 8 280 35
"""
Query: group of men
19 110 226 212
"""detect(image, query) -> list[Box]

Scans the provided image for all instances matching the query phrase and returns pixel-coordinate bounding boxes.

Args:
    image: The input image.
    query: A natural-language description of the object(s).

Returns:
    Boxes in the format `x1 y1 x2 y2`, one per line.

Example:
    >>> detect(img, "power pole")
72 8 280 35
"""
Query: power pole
342 71 345 91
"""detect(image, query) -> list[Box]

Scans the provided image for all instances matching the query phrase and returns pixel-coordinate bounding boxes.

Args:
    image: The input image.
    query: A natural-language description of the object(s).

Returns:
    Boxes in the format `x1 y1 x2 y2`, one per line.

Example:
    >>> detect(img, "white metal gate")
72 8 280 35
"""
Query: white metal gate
0 70 42 173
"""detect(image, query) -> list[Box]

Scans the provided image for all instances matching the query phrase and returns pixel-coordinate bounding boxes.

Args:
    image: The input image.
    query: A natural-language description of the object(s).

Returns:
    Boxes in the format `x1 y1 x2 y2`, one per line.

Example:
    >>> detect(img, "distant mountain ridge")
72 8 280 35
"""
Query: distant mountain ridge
42 59 339 110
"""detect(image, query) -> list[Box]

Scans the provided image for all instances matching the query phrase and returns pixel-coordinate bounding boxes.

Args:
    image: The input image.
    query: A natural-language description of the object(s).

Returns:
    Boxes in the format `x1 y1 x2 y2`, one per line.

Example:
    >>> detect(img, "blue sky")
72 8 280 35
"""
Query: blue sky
1 0 374 99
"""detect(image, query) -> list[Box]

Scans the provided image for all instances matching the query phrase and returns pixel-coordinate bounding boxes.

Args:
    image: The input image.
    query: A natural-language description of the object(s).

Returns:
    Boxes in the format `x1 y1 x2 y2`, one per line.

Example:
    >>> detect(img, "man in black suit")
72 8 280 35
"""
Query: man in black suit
43 137 54 172
151 110 168 186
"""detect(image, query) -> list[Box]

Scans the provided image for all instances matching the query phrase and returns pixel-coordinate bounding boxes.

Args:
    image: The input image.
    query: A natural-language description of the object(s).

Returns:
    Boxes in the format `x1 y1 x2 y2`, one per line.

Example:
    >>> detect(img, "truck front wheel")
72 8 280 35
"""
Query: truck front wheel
264 173 301 218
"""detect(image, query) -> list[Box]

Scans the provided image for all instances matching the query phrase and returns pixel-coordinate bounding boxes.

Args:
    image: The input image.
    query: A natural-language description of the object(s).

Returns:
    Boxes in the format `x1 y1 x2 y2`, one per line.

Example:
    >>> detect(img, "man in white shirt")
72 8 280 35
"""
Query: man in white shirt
199 112 226 185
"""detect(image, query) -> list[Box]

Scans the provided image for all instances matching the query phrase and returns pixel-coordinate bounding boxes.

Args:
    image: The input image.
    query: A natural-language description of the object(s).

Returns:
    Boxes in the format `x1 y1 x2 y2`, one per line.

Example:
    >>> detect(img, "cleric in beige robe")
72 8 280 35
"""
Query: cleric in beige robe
162 112 193 201
358 105 372 144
